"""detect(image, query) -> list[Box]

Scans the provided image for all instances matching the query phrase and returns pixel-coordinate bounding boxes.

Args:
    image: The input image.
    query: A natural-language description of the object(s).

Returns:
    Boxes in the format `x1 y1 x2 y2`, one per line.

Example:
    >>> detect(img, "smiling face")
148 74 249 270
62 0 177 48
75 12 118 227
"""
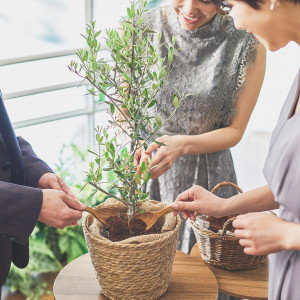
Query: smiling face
171 0 218 31
227 0 293 51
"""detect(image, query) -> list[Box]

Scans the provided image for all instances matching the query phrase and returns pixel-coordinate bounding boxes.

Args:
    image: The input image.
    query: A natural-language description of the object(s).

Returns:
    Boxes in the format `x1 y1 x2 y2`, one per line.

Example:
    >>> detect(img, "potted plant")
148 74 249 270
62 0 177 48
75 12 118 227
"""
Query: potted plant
69 0 186 299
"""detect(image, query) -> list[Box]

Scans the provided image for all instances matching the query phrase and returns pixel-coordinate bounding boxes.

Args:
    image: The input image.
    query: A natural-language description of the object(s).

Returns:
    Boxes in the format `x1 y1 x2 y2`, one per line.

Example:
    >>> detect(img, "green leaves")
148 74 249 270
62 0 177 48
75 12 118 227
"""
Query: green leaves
130 4 135 18
113 170 126 179
143 172 151 184
158 31 162 41
155 115 162 126
110 103 115 114
141 161 146 172
173 94 179 108
123 72 130 82
141 161 151 184
103 128 108 139
68 0 185 211
149 44 155 55
148 99 156 108
146 69 154 80
154 140 166 147
159 67 166 79
127 7 132 19
168 47 174 64
172 35 176 45
135 172 141 185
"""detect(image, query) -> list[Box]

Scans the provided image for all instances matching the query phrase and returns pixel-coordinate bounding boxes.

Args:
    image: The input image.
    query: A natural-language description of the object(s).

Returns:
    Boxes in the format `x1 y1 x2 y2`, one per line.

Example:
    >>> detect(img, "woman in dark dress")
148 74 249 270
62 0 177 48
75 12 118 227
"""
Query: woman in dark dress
171 0 300 299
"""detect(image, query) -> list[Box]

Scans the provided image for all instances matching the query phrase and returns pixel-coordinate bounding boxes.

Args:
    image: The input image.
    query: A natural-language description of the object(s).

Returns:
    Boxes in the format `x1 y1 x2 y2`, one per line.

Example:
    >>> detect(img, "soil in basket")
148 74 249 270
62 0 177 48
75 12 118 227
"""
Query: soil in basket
101 215 162 242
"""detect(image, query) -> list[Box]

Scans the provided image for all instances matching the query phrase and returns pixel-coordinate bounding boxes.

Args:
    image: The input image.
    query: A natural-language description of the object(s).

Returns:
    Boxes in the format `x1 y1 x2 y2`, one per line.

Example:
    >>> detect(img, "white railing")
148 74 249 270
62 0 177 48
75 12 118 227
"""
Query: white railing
0 0 109 144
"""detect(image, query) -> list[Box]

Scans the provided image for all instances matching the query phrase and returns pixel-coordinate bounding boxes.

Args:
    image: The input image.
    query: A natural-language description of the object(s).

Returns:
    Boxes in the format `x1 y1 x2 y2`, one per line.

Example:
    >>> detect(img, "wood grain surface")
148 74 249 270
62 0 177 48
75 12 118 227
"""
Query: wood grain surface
191 244 269 300
53 251 218 300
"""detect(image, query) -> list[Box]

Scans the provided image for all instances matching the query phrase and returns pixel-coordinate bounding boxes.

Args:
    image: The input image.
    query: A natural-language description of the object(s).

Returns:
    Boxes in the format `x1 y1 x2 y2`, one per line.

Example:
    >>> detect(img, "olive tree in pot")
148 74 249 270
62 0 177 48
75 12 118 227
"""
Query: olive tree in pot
69 1 186 299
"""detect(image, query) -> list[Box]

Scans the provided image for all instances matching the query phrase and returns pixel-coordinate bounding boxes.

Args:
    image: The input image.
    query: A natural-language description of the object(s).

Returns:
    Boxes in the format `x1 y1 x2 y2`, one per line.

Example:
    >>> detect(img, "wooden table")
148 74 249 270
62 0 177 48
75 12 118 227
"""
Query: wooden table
191 244 269 300
53 251 218 299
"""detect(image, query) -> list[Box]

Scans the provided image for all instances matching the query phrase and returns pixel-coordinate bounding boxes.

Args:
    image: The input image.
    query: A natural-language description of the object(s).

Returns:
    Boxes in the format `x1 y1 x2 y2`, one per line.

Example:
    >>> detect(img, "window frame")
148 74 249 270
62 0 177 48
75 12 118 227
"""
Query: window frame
0 0 106 144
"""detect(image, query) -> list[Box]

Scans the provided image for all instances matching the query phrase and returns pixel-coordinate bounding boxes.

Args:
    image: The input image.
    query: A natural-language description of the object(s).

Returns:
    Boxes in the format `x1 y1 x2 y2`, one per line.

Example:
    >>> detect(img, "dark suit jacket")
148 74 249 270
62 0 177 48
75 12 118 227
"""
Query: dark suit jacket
0 91 52 286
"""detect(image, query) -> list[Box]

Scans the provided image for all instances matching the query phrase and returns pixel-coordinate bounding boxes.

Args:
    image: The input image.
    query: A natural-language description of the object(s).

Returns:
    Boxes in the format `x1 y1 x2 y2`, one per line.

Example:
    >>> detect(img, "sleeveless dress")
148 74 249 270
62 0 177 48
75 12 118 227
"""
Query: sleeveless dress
143 6 258 253
263 70 300 300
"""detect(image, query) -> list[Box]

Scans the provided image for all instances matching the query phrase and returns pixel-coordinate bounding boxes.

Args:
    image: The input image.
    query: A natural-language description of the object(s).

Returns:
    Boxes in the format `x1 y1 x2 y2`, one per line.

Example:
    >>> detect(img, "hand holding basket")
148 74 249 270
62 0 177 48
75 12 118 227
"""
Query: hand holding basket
191 182 268 270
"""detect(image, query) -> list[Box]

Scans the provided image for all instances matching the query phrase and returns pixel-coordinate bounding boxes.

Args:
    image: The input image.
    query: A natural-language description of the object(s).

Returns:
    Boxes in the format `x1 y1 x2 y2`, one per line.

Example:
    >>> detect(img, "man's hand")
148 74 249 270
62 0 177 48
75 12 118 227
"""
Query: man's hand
39 189 86 229
171 185 225 220
38 173 85 226
233 212 290 255
38 173 77 200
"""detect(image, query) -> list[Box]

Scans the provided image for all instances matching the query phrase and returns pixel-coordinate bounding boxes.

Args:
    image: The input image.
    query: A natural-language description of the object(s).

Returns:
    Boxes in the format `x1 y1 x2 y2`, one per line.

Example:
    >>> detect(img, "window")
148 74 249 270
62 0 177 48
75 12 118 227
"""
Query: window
1 1 299 182
0 0 131 169
0 0 85 60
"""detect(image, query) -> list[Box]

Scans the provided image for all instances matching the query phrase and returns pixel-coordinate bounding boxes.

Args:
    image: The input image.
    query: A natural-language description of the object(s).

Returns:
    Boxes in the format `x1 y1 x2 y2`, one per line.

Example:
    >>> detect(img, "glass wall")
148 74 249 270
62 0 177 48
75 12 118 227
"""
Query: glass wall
1 0 299 179
0 0 85 60
0 0 121 169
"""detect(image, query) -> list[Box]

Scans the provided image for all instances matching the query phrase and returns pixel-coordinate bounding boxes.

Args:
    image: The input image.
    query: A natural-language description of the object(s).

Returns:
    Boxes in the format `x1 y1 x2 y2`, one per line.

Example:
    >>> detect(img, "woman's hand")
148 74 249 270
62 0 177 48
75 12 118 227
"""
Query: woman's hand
171 185 226 220
233 212 290 255
134 146 150 167
144 135 185 179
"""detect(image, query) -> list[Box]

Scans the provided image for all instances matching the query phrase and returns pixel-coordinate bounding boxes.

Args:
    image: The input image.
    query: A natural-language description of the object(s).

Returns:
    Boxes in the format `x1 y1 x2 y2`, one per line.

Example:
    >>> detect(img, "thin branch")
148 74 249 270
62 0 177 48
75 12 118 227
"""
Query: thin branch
88 181 126 204
108 111 132 140
70 68 135 132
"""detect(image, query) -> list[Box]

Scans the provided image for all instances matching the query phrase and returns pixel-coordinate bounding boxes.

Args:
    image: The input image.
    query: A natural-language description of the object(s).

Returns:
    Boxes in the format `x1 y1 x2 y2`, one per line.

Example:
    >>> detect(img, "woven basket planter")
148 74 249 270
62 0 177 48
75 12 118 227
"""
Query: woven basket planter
83 198 181 300
191 182 268 270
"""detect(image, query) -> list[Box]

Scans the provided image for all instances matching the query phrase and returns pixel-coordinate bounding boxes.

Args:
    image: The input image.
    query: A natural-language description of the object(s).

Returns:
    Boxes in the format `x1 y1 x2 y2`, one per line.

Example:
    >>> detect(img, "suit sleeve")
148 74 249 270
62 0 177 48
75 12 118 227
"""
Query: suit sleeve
0 181 43 245
0 137 53 245
17 137 53 187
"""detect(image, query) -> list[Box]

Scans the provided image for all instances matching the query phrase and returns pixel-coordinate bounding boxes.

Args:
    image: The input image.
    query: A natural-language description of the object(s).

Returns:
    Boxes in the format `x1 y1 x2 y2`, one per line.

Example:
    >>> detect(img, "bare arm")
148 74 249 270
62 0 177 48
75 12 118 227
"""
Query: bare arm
138 44 266 178
181 44 266 155
223 185 278 215
172 184 278 220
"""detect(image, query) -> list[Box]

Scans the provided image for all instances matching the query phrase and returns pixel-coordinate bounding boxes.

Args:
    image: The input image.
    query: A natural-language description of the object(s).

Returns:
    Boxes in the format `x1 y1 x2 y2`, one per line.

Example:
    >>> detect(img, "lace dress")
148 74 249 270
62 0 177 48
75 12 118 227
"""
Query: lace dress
143 6 258 253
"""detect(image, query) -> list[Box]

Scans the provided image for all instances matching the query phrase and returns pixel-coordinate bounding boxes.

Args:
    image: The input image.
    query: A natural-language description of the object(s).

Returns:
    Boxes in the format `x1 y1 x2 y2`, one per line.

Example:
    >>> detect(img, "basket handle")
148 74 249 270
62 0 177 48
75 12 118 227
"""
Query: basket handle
222 216 237 241
194 182 243 218
211 182 243 194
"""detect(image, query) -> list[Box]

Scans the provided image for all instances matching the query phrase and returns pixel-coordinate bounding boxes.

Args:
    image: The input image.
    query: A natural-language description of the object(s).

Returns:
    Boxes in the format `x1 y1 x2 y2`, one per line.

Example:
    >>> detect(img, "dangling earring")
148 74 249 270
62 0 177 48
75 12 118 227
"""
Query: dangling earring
216 6 229 30
270 0 280 10
216 6 229 16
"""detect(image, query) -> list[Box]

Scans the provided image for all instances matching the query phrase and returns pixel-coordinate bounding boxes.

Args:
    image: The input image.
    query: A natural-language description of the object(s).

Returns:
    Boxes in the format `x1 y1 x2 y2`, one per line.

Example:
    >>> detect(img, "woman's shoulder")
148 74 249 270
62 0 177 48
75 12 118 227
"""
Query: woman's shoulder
223 16 256 44
142 5 168 28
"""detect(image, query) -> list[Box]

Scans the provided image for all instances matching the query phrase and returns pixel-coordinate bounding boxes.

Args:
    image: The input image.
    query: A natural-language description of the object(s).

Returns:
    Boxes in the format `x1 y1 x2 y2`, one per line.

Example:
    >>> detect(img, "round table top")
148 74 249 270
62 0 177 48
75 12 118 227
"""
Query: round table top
53 251 218 300
191 244 269 300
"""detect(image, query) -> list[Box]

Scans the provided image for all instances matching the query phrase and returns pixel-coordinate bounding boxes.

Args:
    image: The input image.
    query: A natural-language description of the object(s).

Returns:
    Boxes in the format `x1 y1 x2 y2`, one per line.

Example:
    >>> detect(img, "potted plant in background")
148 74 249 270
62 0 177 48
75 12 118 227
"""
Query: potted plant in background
69 0 187 298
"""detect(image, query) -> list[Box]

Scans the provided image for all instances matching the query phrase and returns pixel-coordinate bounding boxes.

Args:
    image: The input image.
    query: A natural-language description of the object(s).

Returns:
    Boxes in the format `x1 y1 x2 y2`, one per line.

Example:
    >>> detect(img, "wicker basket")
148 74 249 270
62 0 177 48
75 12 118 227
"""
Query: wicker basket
83 199 181 300
191 182 268 270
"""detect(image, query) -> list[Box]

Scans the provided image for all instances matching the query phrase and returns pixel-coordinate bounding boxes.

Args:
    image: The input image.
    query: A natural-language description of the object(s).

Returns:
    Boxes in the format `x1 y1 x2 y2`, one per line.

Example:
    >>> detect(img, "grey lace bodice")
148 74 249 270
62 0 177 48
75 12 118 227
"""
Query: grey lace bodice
143 6 258 253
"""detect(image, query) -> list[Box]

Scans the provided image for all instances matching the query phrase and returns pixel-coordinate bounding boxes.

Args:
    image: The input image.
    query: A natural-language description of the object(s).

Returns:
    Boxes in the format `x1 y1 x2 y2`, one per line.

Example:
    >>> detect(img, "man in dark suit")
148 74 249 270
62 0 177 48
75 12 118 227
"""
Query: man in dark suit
0 90 86 296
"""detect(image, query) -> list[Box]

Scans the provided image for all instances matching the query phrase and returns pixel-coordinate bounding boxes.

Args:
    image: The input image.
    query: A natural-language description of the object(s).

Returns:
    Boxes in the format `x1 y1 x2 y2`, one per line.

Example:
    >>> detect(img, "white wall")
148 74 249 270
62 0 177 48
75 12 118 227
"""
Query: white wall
232 42 300 191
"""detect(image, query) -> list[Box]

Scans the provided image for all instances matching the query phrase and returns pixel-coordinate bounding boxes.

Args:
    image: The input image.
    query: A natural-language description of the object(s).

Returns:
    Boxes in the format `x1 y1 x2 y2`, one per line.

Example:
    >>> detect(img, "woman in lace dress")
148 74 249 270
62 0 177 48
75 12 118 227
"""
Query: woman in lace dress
135 0 266 253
